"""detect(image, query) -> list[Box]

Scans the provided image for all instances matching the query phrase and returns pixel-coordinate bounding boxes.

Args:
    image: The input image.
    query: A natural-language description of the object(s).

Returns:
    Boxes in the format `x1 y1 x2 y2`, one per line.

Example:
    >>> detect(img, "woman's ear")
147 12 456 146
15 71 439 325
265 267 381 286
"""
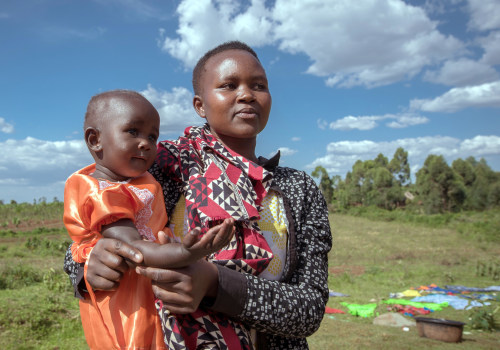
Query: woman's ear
85 127 102 152
193 95 206 119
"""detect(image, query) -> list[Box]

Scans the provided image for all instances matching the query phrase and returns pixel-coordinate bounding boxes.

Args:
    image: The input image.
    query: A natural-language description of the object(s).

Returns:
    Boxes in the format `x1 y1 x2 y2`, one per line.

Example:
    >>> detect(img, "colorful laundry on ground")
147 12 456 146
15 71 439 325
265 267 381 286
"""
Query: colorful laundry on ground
401 289 422 297
341 302 377 318
329 290 349 297
325 306 345 314
383 299 448 311
388 304 431 317
467 293 498 301
444 285 500 293
411 294 491 310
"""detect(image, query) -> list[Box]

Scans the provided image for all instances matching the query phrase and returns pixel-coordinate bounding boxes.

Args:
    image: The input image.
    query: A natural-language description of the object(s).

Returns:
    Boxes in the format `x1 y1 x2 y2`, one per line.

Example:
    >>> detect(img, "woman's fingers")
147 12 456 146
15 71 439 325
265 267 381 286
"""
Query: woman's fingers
86 238 143 290
136 266 181 283
87 274 120 291
108 238 143 264
138 260 219 314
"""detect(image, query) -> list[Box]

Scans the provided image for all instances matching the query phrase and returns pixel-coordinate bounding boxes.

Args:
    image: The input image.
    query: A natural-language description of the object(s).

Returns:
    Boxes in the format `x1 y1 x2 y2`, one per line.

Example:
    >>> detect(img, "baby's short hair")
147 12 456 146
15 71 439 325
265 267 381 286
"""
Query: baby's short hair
192 41 260 95
84 89 145 126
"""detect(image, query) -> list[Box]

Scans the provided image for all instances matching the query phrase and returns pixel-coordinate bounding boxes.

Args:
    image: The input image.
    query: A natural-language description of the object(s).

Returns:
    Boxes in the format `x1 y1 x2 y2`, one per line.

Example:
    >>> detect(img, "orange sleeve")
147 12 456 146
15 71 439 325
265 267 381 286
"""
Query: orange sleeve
63 174 143 263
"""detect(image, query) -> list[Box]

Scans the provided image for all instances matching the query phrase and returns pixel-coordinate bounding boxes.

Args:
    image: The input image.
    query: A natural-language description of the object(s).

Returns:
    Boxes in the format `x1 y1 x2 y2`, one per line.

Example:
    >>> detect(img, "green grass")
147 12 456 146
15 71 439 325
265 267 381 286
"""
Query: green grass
308 212 500 349
0 201 63 230
0 225 87 350
1 209 499 349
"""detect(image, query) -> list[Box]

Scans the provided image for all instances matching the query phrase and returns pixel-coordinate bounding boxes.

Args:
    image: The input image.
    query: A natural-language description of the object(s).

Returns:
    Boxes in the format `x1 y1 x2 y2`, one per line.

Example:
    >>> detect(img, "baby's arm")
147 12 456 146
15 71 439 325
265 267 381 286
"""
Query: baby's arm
101 218 235 269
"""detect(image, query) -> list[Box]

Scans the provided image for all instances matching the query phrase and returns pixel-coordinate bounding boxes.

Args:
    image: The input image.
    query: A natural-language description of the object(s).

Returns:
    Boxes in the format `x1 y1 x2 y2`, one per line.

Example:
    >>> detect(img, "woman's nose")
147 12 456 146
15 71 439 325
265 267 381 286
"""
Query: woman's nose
237 85 255 102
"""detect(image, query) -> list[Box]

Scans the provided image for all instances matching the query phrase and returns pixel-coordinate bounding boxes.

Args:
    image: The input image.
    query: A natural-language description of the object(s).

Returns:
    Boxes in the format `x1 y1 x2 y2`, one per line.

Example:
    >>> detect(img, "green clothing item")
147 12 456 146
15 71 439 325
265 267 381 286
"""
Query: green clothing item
341 302 378 318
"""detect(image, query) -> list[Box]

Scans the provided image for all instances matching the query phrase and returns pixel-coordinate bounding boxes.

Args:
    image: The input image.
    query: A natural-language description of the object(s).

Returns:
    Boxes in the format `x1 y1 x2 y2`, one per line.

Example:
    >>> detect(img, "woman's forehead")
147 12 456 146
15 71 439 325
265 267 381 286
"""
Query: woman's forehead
205 49 265 77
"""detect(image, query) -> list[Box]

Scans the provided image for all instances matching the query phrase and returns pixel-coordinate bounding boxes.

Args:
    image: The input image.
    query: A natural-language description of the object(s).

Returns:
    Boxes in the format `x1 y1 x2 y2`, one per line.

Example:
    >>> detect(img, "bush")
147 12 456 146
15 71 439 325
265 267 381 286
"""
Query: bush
0 265 42 290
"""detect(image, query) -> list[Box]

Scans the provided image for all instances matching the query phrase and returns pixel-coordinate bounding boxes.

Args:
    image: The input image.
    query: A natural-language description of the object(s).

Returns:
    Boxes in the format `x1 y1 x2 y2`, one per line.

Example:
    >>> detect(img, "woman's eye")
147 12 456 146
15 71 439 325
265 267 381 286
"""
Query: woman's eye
127 129 138 136
255 83 267 90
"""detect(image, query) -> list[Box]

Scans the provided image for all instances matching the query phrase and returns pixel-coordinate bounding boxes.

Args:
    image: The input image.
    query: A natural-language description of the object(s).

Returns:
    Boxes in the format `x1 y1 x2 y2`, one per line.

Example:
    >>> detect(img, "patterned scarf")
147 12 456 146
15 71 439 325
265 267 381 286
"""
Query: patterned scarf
155 124 275 349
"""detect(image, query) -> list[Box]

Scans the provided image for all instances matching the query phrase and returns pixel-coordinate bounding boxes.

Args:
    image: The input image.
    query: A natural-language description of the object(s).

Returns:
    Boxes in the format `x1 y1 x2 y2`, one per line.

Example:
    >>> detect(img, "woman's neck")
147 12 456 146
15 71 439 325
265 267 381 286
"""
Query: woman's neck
217 136 258 163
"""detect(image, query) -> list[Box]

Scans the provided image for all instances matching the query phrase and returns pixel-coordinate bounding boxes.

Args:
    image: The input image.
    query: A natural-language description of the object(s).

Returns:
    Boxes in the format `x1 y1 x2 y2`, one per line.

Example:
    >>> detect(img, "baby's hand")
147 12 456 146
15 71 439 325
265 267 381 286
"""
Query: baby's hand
184 218 235 257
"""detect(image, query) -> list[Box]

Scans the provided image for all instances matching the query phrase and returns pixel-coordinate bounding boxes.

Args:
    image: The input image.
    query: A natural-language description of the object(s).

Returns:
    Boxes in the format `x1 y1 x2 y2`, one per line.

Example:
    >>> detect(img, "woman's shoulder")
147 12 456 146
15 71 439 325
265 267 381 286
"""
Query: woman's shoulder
273 166 316 185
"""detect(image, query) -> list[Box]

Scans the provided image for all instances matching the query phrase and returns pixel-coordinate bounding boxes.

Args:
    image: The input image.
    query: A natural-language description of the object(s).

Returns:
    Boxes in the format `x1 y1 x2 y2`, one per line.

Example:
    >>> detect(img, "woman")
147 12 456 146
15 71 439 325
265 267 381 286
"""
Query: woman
65 41 332 349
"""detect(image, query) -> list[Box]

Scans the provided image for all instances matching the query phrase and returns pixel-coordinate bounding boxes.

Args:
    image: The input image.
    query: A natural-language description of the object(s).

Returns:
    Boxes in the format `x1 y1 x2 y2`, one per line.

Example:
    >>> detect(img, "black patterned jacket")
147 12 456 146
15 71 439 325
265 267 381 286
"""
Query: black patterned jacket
64 158 332 350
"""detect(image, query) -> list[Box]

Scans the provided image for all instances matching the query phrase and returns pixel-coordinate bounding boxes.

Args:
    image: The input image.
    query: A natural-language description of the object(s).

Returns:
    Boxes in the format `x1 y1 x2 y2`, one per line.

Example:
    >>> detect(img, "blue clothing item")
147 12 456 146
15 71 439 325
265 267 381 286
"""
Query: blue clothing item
444 285 500 292
411 294 491 310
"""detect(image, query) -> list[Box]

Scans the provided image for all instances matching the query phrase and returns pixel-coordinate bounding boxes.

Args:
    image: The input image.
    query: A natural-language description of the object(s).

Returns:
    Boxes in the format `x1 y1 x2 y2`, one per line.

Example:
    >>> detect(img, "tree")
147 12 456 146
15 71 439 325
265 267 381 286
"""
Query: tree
311 166 334 204
415 155 465 213
389 147 411 186
467 158 499 210
452 158 476 187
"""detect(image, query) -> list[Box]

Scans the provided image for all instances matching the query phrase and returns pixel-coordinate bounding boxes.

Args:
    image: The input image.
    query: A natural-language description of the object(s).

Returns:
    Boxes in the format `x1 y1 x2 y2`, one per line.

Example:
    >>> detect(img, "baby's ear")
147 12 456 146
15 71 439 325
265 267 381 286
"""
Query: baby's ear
193 95 206 118
85 127 102 152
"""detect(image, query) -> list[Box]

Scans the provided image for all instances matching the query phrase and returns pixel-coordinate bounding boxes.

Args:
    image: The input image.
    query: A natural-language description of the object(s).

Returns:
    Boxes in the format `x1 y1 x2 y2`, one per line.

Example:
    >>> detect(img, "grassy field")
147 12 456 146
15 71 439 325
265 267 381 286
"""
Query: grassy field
309 213 500 349
0 205 499 349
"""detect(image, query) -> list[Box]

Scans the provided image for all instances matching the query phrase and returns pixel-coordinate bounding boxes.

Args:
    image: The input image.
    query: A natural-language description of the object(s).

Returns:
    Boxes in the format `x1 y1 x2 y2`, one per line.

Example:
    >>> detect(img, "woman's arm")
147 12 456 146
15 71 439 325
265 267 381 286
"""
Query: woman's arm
213 170 332 337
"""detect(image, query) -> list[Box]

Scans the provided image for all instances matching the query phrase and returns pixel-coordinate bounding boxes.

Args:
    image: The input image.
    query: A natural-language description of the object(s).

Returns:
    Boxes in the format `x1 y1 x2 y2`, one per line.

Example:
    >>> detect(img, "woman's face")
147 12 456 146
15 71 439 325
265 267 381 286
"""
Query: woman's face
194 49 272 147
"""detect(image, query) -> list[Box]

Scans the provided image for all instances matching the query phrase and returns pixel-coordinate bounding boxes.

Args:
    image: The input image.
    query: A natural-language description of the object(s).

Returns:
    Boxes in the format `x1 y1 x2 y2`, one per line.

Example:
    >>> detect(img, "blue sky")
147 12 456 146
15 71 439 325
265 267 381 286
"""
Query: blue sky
1 0 499 203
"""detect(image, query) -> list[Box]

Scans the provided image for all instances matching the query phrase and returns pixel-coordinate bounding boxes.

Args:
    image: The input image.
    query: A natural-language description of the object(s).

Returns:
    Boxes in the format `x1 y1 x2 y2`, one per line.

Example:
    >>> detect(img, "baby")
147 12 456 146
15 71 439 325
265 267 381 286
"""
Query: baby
63 90 234 349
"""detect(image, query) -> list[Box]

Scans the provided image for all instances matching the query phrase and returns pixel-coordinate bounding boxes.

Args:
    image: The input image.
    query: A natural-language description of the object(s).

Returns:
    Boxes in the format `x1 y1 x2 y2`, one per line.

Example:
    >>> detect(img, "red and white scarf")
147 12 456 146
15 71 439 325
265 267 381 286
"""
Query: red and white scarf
155 124 276 349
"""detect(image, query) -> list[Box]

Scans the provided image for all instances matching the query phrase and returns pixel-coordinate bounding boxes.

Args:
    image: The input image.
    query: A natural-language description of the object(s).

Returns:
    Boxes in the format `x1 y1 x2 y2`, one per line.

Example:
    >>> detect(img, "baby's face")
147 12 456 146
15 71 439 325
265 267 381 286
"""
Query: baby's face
97 96 159 181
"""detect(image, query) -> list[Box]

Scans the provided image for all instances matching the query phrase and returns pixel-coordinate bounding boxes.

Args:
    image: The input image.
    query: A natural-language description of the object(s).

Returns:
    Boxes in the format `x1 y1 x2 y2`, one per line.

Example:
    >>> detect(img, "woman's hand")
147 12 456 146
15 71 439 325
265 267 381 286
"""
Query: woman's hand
136 259 219 314
86 238 143 290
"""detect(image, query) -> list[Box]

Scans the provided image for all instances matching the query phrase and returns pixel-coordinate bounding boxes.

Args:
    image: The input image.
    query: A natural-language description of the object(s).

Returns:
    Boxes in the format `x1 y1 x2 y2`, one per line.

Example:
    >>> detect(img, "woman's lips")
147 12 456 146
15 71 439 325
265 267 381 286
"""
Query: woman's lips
235 108 258 118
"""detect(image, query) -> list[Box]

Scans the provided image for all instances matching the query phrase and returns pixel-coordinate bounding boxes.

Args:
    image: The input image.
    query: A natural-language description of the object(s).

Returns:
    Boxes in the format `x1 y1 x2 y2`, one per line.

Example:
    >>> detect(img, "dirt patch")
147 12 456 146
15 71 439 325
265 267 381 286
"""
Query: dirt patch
329 265 365 276
4 219 64 232
388 252 416 260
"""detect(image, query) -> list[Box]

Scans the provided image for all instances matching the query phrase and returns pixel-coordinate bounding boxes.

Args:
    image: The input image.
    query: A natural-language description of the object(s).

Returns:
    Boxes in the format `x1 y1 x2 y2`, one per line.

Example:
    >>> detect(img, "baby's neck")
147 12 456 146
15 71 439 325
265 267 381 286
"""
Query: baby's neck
91 165 131 182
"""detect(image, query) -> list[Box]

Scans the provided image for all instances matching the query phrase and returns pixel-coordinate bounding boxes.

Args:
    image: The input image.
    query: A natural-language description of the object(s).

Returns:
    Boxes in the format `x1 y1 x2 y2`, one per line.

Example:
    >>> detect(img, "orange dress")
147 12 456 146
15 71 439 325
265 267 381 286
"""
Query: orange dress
63 164 168 350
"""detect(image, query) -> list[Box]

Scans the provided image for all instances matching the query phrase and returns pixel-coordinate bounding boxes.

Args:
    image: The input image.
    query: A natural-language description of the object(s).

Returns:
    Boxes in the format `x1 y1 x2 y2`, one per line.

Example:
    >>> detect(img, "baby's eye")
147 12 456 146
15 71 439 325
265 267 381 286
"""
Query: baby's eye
127 129 138 136
149 134 158 143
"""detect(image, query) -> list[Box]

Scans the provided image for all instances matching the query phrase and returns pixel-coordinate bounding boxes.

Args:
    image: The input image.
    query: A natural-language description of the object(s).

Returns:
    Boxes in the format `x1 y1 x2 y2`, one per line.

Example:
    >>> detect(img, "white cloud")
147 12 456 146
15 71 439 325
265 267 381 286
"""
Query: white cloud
40 26 107 41
410 80 500 112
317 119 328 130
460 135 500 155
329 114 428 131
141 85 203 136
158 0 274 68
273 0 463 88
479 31 500 65
92 0 172 20
467 0 500 31
307 135 500 176
421 0 463 15
160 0 464 88
423 58 499 86
0 137 92 203
272 147 297 157
330 116 380 131
291 137 301 142
385 114 429 129
0 118 14 133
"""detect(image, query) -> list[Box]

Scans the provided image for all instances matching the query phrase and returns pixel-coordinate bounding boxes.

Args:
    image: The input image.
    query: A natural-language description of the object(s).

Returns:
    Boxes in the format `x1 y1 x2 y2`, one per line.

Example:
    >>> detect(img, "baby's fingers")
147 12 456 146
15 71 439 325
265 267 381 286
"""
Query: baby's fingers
183 227 201 248
212 218 235 249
